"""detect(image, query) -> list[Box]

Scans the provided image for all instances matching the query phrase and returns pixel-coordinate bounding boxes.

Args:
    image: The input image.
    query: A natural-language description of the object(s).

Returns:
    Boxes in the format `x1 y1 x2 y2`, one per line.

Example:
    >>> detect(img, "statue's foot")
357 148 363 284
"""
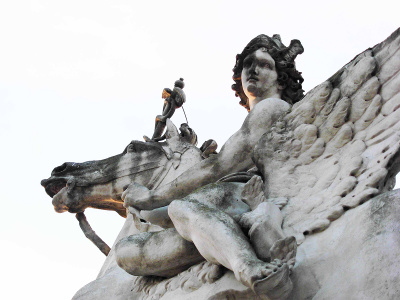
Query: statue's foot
236 258 292 299
252 262 292 300
270 236 297 272
238 202 286 262
192 261 225 284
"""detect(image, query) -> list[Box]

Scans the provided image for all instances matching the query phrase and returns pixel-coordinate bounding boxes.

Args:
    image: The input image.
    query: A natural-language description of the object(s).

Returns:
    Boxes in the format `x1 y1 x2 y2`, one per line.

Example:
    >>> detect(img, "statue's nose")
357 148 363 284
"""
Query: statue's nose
249 63 258 75
51 162 77 176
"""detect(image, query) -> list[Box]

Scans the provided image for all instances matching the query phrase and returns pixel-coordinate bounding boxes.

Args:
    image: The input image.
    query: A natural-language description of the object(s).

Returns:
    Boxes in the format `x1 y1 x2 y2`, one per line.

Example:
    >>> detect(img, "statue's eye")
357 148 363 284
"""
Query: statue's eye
262 62 270 68
127 144 136 153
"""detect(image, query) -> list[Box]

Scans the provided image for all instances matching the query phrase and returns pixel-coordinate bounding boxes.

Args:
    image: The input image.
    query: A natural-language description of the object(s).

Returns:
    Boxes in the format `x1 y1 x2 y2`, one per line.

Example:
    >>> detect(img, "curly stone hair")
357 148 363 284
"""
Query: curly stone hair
232 34 305 111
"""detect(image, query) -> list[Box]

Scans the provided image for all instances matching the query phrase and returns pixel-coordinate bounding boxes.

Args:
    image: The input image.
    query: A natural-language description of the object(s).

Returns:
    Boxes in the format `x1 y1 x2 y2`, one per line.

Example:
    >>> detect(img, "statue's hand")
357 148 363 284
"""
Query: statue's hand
122 183 154 211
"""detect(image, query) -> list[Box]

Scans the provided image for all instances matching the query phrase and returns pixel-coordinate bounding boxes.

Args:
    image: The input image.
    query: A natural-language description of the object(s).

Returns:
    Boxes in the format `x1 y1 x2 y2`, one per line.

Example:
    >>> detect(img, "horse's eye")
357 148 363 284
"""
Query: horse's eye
127 144 135 153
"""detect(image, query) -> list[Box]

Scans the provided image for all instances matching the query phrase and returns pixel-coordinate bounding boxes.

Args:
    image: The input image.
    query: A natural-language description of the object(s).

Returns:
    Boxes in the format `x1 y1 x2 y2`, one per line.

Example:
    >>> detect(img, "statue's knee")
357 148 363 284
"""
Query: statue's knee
169 199 200 222
115 234 149 275
168 200 186 220
168 200 197 239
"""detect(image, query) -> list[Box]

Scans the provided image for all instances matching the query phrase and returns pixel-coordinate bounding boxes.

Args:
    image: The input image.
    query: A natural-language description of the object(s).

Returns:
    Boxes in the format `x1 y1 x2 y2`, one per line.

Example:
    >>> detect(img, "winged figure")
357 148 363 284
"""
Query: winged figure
252 28 400 243
41 28 400 300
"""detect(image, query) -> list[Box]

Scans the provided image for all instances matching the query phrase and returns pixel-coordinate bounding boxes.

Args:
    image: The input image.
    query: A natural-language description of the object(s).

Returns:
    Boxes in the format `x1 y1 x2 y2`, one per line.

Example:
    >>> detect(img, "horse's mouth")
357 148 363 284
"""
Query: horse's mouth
41 178 67 198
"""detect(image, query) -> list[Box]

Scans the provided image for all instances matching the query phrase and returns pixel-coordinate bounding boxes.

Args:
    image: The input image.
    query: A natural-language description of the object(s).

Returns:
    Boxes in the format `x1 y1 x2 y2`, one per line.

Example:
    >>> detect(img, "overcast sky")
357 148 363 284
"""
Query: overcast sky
1 1 399 299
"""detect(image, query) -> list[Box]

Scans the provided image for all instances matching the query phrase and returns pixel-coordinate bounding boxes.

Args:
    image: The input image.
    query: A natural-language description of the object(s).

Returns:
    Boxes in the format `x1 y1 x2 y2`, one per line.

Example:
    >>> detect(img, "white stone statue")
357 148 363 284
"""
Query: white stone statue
117 34 303 299
41 29 400 300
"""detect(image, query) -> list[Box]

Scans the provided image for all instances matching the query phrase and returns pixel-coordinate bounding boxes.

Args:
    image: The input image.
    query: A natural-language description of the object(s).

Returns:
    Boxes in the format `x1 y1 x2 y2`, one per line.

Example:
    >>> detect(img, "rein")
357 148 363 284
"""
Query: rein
75 146 181 256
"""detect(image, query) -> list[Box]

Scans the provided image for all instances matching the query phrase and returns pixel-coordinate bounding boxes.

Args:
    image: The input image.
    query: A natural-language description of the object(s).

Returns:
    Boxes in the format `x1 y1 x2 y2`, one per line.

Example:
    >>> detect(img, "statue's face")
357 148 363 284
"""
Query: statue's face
241 48 279 101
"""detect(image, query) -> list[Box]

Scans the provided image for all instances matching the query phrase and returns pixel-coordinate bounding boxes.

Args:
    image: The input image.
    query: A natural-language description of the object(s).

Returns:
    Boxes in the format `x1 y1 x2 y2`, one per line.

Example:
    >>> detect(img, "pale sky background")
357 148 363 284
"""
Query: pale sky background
0 1 399 299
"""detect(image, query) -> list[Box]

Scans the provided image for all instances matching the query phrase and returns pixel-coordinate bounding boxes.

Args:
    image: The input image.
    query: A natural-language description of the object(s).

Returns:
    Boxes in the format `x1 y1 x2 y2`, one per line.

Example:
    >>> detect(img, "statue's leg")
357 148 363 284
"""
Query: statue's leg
151 117 166 140
168 199 293 298
116 183 250 278
239 202 288 262
187 183 296 265
115 228 204 278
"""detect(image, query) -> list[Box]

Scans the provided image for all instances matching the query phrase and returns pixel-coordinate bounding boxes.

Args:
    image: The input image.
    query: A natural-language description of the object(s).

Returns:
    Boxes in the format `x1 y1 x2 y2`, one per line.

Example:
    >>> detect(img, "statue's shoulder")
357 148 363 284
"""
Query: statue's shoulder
261 97 290 110
245 98 291 128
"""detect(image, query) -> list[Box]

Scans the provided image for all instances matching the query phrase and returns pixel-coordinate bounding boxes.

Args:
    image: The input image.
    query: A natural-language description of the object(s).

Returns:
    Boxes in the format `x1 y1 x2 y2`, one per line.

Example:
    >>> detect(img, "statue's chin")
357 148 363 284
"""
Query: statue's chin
42 178 67 198
52 187 69 213
244 84 258 99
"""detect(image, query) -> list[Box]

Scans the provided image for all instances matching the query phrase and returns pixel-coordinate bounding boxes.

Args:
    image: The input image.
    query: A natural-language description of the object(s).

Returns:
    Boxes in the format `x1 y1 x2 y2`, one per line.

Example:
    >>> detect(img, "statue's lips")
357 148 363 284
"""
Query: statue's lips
41 178 67 198
247 77 258 83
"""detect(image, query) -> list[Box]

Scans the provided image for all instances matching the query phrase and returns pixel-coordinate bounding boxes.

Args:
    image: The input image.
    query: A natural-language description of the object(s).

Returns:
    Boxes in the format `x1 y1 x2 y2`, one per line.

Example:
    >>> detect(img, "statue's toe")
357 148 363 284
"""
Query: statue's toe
270 236 297 267
252 263 292 300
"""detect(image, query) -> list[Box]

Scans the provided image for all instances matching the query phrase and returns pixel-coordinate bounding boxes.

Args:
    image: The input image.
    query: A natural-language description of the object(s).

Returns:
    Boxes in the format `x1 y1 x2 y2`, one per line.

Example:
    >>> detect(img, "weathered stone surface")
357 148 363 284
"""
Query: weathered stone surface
73 215 143 300
41 29 400 300
289 189 400 300
73 190 400 299
252 27 400 241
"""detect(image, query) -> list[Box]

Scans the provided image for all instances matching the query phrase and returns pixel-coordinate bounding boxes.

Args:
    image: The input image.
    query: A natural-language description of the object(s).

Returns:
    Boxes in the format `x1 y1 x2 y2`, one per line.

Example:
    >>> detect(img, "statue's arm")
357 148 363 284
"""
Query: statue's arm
124 99 291 210
125 132 252 210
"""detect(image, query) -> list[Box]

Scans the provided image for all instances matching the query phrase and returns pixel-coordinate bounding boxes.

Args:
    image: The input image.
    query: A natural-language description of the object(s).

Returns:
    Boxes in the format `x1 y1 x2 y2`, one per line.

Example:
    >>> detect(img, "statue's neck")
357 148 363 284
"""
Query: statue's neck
249 93 282 111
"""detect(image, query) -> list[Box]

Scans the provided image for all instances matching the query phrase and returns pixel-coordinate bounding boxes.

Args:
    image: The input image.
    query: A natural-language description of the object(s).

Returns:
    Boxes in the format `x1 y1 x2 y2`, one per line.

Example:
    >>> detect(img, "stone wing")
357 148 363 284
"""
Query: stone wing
253 28 400 243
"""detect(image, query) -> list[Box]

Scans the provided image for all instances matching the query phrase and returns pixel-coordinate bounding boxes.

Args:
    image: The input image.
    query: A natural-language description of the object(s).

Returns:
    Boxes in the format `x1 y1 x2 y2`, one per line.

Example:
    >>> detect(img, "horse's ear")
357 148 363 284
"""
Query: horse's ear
165 119 180 143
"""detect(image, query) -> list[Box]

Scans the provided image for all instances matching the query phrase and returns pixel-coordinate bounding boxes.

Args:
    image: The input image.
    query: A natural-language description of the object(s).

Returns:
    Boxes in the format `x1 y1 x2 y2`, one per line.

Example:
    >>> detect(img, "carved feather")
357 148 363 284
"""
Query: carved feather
253 28 400 243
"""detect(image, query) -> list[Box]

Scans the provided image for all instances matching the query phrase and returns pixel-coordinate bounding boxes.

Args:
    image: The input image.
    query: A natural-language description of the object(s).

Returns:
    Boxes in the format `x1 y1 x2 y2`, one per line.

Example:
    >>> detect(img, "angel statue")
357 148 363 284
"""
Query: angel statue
41 28 400 300
117 33 304 299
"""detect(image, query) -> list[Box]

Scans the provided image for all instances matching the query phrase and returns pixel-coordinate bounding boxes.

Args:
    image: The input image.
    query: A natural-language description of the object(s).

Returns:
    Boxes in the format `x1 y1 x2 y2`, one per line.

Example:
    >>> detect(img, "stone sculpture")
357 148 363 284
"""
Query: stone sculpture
41 28 400 299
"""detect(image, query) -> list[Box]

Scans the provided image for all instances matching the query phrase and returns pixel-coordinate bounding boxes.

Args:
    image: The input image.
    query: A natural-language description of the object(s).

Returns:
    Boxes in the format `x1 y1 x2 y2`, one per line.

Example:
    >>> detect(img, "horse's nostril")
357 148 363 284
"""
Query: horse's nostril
52 163 68 175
